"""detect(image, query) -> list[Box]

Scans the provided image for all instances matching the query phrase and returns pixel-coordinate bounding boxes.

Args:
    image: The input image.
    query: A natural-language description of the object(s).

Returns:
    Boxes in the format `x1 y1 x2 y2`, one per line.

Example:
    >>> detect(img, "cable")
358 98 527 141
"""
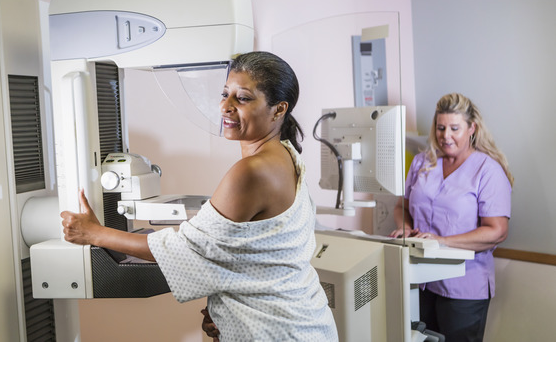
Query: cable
312 111 343 209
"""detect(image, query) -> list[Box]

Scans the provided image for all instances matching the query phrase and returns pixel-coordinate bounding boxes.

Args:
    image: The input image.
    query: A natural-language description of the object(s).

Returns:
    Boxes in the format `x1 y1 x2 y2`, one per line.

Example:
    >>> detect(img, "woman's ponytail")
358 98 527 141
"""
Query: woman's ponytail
281 113 304 153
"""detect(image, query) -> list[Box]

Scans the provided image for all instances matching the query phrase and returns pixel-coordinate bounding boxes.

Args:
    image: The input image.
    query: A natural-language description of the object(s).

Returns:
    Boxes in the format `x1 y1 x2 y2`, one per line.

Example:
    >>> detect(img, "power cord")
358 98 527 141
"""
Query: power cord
312 111 343 209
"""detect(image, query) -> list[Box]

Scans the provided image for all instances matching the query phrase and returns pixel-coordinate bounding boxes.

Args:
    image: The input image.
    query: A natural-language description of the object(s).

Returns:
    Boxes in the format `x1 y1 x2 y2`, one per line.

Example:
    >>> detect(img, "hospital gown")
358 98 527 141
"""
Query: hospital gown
147 140 338 341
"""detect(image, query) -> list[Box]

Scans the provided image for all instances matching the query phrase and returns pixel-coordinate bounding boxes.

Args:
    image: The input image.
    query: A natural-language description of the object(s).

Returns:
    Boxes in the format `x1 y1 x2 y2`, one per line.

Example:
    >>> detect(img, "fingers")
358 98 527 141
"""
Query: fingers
389 227 418 238
414 231 436 239
390 228 438 241
60 213 79 242
79 189 92 214
60 211 77 231
58 190 100 245
200 308 220 340
78 189 101 225
60 190 92 217
388 229 404 238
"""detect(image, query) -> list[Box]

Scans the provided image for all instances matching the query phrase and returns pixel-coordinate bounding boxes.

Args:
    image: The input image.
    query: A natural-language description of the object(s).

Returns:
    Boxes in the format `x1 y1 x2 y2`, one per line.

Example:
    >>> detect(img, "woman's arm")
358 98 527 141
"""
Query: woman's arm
61 189 155 261
416 216 509 252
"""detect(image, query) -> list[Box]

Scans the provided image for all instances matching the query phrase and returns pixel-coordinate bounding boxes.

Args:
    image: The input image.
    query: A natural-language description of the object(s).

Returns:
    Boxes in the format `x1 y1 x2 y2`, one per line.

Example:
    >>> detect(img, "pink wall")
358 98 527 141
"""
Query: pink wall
78 0 415 342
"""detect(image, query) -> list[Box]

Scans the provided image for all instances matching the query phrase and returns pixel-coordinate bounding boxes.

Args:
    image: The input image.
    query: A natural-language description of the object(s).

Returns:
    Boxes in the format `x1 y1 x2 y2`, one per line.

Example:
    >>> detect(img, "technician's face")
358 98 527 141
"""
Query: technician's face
220 71 278 142
435 113 475 159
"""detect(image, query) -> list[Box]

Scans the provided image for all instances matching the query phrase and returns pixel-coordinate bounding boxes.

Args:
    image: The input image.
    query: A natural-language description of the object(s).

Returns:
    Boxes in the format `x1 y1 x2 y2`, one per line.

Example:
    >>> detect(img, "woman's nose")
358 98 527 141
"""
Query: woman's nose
221 98 236 114
441 129 451 139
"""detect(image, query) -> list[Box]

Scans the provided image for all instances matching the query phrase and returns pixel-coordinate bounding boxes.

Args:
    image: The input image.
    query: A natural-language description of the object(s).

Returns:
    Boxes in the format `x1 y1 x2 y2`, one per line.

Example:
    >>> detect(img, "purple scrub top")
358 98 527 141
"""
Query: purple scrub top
405 151 512 300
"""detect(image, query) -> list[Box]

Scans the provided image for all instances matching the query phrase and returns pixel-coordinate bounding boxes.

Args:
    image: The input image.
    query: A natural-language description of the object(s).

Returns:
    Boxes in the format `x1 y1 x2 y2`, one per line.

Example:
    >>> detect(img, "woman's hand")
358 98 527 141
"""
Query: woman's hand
389 227 420 238
60 189 102 246
60 189 154 260
389 227 446 246
201 307 220 342
413 231 443 242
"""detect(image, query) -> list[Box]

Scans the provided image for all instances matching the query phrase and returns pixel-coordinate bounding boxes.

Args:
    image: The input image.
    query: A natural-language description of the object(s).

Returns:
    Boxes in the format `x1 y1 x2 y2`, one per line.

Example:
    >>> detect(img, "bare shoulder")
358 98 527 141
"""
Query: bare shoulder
211 145 298 222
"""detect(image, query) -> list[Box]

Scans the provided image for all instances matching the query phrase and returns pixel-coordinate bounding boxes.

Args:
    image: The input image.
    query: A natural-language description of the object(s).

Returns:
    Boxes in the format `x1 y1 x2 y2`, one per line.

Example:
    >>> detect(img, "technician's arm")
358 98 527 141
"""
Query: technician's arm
61 189 155 262
420 216 509 253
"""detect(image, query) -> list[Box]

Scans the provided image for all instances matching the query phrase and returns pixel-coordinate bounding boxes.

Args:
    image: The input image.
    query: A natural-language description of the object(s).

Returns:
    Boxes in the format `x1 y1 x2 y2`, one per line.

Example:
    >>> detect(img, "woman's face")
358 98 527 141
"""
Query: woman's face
435 112 475 159
219 70 280 143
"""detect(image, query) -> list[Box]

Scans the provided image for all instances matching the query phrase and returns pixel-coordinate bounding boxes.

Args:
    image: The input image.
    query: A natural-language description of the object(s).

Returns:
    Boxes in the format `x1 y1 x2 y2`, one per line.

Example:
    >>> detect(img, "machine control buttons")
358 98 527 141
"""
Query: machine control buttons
101 171 121 190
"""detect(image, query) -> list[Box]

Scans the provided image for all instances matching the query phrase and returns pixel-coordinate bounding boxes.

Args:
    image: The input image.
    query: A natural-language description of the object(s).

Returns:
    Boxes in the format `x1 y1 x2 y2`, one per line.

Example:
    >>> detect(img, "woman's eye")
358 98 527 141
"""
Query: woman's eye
221 92 228 99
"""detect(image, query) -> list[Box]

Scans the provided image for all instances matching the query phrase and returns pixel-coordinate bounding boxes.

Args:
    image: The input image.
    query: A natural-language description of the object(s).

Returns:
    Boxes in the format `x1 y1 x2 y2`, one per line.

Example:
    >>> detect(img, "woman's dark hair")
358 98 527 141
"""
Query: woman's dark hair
230 51 304 153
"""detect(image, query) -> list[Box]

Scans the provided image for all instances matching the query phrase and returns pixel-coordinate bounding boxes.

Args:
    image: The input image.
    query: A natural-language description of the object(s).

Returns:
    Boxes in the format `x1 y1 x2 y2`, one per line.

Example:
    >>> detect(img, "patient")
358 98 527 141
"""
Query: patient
389 93 513 341
60 51 338 342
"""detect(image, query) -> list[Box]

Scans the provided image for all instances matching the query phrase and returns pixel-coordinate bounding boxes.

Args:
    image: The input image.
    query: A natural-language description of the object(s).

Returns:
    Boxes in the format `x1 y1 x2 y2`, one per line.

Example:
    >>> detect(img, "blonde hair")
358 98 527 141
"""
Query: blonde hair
424 93 514 187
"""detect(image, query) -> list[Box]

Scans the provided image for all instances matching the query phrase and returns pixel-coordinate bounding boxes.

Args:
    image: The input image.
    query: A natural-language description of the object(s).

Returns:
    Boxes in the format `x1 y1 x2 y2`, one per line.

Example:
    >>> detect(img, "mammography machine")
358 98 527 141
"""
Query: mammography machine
0 0 253 341
28 0 253 301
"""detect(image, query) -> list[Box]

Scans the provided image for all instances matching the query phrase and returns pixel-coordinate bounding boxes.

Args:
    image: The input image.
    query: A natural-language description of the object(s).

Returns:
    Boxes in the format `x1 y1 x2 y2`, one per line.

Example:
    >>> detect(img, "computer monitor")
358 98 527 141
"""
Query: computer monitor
318 106 406 199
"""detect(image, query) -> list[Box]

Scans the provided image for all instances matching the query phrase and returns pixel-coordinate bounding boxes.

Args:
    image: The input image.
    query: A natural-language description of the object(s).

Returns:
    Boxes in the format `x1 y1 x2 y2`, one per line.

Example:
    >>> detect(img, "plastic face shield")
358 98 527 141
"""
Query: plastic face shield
152 63 230 136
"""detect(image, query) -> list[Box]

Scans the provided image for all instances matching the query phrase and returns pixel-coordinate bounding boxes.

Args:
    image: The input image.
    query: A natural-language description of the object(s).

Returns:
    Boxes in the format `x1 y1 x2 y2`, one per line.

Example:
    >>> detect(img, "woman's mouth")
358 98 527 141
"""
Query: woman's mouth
222 118 240 129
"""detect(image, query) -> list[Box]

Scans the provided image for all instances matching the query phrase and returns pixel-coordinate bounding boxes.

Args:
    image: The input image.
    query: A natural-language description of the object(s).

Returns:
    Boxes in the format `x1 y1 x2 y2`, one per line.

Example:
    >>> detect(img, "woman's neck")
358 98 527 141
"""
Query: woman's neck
241 132 281 157
442 148 475 177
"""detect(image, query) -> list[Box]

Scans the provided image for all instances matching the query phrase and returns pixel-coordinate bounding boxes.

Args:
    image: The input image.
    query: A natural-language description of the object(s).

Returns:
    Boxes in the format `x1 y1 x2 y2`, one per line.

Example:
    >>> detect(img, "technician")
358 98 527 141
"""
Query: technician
60 51 338 342
390 93 513 342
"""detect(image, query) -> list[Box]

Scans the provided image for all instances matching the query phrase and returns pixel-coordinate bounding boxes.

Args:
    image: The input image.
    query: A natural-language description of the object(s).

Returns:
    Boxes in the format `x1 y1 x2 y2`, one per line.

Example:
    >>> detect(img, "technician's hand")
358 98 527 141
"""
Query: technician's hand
389 227 420 238
413 231 442 242
60 189 102 246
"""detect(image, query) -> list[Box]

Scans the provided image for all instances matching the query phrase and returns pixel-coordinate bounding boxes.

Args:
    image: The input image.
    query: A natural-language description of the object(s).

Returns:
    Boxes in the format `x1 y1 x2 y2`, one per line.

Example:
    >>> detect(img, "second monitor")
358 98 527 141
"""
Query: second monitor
319 105 406 198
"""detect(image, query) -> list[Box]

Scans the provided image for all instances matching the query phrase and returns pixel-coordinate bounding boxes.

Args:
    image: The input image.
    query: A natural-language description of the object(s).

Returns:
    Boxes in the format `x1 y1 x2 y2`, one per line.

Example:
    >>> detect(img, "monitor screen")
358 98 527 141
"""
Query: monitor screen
319 105 406 196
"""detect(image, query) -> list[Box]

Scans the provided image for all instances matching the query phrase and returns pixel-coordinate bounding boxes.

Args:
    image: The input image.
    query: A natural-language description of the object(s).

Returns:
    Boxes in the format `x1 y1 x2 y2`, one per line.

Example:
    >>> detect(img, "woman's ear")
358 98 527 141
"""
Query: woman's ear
274 101 289 120
469 121 476 135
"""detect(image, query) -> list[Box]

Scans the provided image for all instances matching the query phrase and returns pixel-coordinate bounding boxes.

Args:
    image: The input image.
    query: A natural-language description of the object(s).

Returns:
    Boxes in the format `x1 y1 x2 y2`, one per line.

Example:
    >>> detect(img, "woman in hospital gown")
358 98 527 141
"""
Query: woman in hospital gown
61 51 338 342
390 93 513 341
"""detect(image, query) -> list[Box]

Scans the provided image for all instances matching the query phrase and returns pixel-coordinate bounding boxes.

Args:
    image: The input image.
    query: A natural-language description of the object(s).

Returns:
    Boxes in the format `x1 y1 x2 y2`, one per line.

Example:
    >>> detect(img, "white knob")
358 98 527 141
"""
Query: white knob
101 171 120 190
117 205 127 215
